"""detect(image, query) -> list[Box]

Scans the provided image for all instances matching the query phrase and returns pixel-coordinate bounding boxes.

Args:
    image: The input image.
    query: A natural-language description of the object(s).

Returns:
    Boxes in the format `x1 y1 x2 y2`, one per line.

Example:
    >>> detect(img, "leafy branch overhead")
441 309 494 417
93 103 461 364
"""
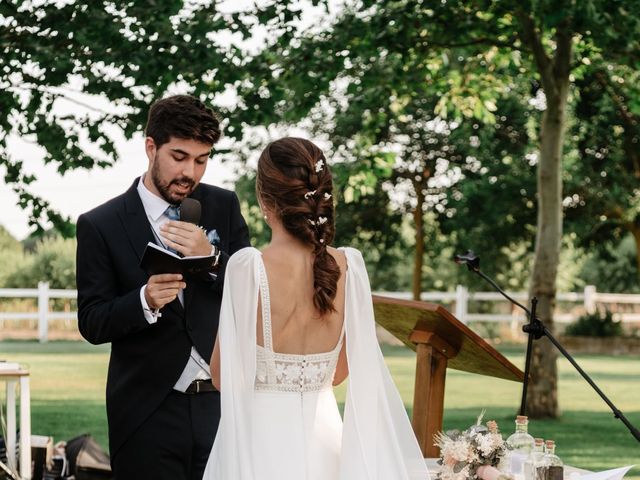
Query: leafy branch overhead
0 0 308 235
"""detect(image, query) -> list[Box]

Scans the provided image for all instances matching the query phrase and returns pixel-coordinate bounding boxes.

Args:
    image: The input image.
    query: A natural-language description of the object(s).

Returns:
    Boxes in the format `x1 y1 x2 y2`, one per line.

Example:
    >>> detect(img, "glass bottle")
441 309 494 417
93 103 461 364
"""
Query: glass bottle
524 437 545 480
506 415 535 479
541 440 563 480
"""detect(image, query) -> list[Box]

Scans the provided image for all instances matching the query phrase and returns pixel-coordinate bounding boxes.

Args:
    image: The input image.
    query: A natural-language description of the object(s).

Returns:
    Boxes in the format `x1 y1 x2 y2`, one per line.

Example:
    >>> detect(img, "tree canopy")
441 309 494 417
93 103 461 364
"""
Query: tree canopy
0 0 307 234
230 0 640 418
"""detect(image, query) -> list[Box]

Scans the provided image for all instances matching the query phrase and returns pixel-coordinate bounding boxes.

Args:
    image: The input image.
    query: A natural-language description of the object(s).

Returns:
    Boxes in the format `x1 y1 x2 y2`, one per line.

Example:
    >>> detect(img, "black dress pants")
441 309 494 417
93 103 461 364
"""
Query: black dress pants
112 389 220 480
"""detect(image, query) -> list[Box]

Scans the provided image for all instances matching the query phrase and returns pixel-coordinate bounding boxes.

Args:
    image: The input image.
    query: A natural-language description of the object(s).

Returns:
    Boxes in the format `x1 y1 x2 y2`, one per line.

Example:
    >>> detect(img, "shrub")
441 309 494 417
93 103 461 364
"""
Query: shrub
4 235 77 289
0 225 24 286
564 310 624 338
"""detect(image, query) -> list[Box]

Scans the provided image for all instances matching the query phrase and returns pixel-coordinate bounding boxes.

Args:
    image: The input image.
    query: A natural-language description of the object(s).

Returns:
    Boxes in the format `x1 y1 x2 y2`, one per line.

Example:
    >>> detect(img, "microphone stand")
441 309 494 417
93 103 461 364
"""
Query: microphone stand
454 250 640 443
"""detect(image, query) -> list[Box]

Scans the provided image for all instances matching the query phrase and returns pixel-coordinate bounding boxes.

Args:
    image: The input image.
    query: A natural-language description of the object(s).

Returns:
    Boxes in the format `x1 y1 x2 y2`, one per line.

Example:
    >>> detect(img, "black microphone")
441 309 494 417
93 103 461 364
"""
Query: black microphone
173 198 202 259
180 198 201 225
453 250 480 271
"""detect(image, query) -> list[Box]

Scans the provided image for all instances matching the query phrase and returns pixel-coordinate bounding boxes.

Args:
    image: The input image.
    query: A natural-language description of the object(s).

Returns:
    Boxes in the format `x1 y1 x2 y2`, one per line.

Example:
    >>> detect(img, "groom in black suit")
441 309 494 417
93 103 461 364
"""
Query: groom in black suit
76 95 250 479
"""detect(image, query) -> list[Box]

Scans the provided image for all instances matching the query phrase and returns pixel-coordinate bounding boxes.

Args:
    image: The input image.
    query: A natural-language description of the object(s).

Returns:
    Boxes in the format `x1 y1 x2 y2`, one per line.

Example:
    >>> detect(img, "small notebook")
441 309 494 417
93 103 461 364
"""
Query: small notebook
139 242 215 277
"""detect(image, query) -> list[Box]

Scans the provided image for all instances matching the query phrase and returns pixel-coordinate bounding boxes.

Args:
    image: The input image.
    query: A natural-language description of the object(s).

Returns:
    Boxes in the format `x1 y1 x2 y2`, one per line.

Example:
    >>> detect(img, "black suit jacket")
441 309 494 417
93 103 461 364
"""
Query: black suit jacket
76 178 250 456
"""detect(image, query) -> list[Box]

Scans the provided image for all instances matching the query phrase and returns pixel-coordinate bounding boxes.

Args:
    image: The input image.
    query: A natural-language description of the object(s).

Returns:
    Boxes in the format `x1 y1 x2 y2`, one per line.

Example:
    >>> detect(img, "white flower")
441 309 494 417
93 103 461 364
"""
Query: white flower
489 433 505 452
315 159 324 172
317 216 327 225
304 190 317 199
477 433 497 457
323 192 332 200
448 438 473 462
455 465 472 480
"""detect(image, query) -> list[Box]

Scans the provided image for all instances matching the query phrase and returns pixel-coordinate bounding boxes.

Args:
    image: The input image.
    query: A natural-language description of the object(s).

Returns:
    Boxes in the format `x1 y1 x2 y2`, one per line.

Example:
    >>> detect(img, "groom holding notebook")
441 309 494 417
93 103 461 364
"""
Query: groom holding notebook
76 94 250 480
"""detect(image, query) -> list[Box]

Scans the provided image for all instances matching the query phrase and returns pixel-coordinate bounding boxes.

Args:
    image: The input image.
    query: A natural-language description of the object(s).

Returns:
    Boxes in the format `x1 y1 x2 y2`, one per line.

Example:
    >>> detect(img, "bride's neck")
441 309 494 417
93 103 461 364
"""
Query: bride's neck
268 223 314 254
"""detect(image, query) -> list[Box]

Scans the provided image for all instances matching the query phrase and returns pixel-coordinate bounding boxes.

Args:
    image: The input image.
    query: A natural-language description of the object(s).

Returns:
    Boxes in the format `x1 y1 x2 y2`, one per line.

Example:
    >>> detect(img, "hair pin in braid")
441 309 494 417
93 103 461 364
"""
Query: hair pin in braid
304 191 331 201
308 216 328 226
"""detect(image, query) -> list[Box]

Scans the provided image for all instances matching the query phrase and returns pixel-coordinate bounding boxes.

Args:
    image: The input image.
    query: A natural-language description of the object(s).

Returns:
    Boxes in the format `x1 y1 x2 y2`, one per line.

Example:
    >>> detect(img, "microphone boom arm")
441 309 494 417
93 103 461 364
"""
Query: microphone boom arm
454 250 640 442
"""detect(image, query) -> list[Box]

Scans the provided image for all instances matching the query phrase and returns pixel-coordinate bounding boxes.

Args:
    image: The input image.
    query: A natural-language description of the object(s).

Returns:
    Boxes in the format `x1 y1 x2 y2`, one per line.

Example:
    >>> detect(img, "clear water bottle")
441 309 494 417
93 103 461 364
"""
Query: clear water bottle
541 440 563 480
524 437 545 480
506 415 535 479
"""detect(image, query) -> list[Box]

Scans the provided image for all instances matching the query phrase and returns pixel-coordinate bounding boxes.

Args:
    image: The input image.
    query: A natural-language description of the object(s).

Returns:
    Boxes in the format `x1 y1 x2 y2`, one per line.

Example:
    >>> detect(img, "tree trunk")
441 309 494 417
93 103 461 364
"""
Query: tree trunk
527 79 570 419
516 10 573 419
412 182 425 301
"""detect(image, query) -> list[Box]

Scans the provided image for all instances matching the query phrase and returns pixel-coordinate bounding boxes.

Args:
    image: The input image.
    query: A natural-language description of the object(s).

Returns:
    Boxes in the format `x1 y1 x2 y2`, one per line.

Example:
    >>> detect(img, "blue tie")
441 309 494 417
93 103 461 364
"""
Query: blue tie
165 205 180 221
164 205 180 253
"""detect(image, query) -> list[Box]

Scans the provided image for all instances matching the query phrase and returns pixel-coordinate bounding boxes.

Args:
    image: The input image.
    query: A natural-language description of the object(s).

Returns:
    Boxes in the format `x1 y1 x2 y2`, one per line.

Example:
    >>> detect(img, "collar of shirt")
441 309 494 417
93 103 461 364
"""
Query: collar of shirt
137 175 171 224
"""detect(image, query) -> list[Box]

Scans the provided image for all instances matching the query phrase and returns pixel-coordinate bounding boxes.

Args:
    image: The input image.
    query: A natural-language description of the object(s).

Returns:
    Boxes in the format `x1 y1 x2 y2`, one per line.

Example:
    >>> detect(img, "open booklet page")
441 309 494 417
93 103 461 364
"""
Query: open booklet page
139 242 215 277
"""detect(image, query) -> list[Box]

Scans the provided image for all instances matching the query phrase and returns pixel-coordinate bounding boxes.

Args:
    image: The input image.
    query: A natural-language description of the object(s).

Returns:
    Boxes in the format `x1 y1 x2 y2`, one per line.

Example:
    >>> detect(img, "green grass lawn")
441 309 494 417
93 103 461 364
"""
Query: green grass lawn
1 340 638 478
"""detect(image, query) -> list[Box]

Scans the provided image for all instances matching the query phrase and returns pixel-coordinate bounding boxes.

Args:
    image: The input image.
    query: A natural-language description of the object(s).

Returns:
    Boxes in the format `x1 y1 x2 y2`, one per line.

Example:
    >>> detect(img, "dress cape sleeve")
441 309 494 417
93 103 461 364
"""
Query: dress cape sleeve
204 246 429 480
339 247 430 480
203 246 260 480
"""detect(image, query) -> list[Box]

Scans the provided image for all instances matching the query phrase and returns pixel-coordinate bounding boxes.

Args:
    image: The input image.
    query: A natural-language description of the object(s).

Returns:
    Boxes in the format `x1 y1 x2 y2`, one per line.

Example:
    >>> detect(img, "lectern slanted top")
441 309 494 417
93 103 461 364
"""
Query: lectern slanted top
373 295 524 457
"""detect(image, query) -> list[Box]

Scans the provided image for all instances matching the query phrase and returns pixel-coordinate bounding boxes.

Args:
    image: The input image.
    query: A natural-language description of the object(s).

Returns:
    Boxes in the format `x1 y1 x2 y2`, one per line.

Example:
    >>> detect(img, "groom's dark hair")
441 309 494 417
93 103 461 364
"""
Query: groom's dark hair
145 94 221 147
256 137 339 316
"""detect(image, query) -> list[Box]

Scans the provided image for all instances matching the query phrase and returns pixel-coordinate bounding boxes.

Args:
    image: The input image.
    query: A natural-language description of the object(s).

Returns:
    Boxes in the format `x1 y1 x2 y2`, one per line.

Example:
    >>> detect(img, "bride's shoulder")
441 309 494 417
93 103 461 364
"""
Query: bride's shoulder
228 246 261 268
333 246 363 260
331 246 365 269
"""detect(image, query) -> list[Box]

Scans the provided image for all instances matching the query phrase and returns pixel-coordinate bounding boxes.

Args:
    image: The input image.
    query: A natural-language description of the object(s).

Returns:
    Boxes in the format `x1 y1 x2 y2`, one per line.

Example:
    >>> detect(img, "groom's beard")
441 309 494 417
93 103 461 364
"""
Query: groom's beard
151 154 196 204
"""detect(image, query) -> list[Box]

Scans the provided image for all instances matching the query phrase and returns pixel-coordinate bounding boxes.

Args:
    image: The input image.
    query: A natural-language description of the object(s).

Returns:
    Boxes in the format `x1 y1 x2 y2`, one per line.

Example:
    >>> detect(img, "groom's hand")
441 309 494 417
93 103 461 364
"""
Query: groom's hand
160 220 211 257
145 274 186 310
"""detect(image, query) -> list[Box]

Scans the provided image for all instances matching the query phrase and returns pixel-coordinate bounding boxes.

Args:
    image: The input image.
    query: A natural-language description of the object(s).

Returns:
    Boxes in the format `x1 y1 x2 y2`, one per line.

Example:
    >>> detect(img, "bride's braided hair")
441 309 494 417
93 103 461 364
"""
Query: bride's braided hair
256 137 339 315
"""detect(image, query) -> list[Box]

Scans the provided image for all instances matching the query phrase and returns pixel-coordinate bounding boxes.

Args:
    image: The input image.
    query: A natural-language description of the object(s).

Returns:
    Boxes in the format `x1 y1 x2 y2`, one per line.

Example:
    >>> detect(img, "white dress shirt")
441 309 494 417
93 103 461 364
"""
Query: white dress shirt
136 176 211 390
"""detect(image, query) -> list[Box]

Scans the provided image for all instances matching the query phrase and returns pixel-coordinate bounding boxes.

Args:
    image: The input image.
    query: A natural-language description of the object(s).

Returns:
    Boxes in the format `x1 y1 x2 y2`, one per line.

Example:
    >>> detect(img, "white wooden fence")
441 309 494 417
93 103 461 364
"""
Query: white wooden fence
0 282 77 343
376 285 640 325
1 283 639 343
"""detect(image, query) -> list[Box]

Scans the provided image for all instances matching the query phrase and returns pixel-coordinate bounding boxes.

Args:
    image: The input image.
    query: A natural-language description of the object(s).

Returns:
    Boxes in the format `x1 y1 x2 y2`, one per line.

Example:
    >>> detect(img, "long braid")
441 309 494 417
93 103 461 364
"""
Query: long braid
257 138 340 316
306 155 338 313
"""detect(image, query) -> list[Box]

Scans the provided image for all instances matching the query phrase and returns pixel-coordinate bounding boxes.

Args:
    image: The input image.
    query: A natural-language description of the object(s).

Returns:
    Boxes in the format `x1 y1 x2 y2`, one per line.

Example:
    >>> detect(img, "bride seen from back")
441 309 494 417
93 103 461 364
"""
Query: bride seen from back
204 137 429 480
224 135 348 384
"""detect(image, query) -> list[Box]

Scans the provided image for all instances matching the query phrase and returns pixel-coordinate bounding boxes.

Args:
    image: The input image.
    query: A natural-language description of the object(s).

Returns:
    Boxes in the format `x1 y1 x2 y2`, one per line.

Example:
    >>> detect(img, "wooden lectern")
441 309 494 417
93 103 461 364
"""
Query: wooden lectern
373 295 524 458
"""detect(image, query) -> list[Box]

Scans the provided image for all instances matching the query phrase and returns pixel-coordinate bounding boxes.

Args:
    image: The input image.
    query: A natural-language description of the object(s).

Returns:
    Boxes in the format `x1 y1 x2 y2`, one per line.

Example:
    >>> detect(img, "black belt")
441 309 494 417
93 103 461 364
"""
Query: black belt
184 379 217 394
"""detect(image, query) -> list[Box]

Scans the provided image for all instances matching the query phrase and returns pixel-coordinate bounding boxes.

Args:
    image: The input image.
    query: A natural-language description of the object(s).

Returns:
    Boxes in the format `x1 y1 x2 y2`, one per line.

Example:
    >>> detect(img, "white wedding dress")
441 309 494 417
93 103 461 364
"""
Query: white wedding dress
203 247 429 480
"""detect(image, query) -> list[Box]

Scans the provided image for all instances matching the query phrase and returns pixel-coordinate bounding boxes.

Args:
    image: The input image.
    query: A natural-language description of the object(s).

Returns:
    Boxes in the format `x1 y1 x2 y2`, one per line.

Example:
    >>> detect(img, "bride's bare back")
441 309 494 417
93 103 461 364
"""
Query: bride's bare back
258 245 347 354
258 244 349 385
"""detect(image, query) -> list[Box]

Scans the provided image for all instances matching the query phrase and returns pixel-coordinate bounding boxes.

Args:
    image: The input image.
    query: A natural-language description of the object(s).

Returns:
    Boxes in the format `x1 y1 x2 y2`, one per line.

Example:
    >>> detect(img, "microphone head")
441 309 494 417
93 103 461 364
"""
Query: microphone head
180 198 201 225
453 250 480 271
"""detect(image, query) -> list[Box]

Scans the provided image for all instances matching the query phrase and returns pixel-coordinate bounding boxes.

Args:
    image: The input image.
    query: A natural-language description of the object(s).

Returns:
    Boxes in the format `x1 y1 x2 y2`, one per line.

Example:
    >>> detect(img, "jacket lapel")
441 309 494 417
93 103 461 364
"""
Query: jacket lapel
183 186 205 311
119 179 154 262
118 178 184 317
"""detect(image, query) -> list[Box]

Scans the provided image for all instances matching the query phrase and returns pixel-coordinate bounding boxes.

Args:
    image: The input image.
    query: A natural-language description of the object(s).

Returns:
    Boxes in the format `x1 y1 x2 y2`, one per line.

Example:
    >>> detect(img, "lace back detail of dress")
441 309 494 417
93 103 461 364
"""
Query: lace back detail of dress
255 259 344 393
